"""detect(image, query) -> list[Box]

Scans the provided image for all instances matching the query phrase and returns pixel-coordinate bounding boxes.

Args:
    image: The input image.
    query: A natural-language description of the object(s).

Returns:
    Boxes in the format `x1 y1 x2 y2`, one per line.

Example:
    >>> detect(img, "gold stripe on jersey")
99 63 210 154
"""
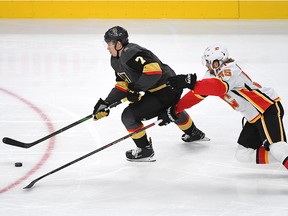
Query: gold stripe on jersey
149 84 167 93
275 102 285 141
237 89 274 113
220 79 229 93
115 81 128 92
143 62 162 75
192 91 206 100
274 97 281 102
261 116 273 144
248 114 261 123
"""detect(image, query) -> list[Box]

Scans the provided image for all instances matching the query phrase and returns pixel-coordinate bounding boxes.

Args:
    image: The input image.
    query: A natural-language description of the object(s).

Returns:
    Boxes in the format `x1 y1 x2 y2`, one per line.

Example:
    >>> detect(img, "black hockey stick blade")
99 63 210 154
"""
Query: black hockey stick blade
2 98 127 149
2 114 93 149
2 137 32 148
23 179 38 189
23 119 162 189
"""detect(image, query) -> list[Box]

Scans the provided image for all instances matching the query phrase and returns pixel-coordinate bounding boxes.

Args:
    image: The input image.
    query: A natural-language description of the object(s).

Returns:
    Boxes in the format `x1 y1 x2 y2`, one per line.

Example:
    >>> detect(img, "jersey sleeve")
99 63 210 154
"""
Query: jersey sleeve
105 66 129 104
126 51 162 91
175 78 228 113
193 78 228 96
105 84 127 104
175 91 206 113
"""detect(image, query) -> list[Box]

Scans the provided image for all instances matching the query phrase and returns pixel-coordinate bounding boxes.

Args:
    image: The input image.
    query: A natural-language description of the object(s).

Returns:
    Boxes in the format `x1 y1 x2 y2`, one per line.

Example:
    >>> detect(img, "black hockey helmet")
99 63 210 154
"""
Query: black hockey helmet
104 26 129 46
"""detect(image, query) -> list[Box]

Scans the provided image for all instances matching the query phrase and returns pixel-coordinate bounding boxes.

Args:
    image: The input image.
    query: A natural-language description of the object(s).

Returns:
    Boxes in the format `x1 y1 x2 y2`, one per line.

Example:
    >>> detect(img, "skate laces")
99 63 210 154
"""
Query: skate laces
191 128 205 138
182 128 205 141
131 147 142 157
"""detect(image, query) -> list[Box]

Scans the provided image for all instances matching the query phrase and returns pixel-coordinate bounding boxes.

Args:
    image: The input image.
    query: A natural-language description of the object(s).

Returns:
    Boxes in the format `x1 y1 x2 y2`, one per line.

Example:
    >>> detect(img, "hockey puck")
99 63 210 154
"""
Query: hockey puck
15 162 23 167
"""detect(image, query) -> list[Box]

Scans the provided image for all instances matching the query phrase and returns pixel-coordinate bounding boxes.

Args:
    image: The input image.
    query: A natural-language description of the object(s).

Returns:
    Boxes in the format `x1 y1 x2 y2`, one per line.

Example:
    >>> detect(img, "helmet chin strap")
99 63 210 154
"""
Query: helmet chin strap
213 68 221 75
207 60 222 76
116 48 122 58
115 40 124 58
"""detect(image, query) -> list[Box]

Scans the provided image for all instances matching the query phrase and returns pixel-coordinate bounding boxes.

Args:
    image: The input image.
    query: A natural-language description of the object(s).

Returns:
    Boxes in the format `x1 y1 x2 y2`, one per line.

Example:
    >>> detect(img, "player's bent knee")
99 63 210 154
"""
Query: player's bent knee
121 107 136 126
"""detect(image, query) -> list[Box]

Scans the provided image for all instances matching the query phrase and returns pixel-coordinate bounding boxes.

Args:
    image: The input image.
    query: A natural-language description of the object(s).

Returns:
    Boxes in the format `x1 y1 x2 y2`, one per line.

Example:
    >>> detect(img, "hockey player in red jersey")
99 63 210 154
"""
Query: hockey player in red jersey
92 26 207 162
159 44 288 170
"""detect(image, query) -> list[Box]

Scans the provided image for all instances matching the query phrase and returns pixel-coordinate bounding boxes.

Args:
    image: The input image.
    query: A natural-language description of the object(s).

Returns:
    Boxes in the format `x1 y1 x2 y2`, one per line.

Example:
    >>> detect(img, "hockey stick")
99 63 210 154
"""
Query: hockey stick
2 98 127 149
23 119 162 189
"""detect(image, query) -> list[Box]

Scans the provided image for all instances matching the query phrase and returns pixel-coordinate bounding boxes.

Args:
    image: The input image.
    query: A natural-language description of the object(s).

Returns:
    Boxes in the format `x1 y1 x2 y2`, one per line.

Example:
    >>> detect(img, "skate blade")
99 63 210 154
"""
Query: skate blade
200 137 211 141
183 136 211 142
127 157 156 162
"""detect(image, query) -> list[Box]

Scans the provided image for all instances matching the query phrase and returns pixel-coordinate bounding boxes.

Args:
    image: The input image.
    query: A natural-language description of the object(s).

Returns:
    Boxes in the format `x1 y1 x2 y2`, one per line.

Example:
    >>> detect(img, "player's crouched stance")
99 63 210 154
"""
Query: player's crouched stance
159 45 288 170
93 26 207 162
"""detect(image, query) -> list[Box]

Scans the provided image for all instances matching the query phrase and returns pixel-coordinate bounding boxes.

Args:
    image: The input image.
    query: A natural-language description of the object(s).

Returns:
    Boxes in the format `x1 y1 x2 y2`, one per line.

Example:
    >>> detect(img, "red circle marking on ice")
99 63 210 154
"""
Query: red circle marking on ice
0 88 56 193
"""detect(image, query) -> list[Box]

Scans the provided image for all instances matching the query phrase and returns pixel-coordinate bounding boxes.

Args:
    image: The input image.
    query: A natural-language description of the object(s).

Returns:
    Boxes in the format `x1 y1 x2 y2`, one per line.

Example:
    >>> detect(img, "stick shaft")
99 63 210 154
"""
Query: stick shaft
23 120 161 189
3 98 127 148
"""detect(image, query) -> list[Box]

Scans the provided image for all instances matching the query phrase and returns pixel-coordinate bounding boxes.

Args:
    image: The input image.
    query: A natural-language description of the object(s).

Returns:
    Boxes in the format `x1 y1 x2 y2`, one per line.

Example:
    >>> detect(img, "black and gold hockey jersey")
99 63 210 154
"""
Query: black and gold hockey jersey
105 43 176 103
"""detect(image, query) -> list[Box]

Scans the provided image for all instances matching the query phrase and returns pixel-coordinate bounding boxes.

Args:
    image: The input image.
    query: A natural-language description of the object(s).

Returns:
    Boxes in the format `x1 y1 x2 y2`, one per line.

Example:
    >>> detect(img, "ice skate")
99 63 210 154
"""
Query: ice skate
126 143 156 162
182 128 210 142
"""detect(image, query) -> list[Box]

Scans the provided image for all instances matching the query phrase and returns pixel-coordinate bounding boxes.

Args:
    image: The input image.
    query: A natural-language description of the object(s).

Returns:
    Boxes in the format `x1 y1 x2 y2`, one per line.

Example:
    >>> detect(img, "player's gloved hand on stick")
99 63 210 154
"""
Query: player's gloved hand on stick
127 83 142 103
168 73 197 90
93 98 110 121
158 105 179 126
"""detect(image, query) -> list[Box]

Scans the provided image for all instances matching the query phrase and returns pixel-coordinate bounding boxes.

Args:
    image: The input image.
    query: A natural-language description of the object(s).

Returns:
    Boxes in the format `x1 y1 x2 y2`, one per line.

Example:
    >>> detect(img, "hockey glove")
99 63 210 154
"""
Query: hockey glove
127 83 142 103
93 98 110 121
158 105 179 126
168 74 197 90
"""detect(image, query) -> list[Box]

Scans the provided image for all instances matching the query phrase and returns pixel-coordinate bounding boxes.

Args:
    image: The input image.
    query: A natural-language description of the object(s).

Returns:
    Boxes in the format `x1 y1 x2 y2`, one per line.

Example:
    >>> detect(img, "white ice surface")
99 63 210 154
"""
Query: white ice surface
0 19 288 216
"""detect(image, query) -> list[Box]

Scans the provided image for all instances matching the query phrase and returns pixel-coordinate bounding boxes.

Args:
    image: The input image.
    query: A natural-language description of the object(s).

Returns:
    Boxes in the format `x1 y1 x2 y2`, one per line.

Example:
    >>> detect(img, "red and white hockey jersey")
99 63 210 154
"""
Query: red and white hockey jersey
176 62 280 122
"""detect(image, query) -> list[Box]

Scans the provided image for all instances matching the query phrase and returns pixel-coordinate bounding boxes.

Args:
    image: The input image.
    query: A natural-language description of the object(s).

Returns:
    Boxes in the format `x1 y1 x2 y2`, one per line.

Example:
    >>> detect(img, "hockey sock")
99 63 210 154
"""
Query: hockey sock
175 112 193 132
256 146 277 164
132 134 150 148
127 123 146 140
283 157 288 169
236 145 277 164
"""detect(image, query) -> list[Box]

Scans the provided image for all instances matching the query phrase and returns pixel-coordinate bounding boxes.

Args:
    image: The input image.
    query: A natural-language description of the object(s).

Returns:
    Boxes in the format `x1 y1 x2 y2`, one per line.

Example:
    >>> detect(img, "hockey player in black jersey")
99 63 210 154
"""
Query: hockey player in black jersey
93 26 206 162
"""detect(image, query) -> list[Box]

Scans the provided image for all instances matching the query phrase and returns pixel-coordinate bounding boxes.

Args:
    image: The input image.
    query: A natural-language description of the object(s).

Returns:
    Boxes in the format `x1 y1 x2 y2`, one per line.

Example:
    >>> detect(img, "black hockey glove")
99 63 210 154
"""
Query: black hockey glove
158 105 179 126
127 83 142 103
93 98 110 121
168 73 197 90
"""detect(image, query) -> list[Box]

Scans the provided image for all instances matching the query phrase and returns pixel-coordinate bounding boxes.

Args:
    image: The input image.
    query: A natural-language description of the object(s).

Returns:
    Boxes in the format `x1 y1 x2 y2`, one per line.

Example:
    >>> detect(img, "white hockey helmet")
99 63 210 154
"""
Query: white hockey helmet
202 45 229 69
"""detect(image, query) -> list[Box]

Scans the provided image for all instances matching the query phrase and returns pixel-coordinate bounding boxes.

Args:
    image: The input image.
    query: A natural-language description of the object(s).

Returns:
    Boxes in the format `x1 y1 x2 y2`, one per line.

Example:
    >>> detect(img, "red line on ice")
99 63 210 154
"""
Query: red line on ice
0 88 55 193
